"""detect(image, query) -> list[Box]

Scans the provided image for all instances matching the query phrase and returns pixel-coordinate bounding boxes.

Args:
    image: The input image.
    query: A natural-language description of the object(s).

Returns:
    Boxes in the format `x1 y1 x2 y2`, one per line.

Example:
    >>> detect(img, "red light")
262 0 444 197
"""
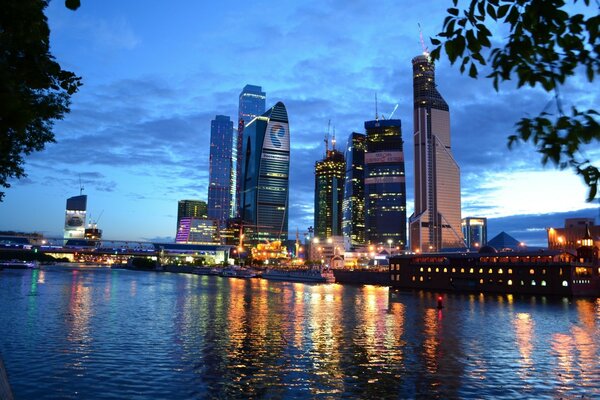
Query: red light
438 296 442 301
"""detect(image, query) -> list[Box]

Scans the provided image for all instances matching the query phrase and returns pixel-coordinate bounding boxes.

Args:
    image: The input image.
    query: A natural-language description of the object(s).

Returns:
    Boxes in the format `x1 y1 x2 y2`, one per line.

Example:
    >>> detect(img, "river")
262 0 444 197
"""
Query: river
0 264 599 399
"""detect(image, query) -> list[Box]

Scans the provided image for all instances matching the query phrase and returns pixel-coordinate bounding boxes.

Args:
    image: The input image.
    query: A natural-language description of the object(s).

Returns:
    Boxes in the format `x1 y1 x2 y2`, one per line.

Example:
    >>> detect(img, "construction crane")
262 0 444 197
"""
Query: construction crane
381 104 399 120
418 23 429 57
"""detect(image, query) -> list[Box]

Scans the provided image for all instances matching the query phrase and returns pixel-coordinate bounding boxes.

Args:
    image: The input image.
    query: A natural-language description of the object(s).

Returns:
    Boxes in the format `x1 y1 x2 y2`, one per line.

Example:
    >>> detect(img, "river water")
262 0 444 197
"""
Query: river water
0 264 599 399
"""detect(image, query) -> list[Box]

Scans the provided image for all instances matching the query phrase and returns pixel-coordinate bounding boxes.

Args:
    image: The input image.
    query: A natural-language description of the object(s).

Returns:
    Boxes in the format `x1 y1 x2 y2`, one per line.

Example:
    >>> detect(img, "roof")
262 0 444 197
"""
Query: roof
488 231 521 249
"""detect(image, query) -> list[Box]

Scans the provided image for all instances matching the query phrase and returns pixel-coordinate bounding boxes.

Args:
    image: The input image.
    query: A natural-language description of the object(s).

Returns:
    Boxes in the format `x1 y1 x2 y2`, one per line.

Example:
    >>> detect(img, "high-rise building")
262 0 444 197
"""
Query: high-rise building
342 132 366 248
64 195 87 240
314 144 345 238
177 200 207 232
462 217 488 249
175 217 219 244
208 115 234 225
364 119 407 248
409 55 464 252
239 102 289 244
235 85 266 216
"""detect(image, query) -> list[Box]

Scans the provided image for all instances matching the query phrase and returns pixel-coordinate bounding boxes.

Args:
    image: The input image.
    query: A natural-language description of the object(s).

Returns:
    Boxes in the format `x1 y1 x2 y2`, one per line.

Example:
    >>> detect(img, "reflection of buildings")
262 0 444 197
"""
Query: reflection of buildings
208 115 235 225
462 217 487 249
548 218 600 252
64 195 87 240
314 145 345 238
235 85 266 216
409 55 464 252
342 132 366 249
364 119 407 248
175 217 219 244
239 102 290 245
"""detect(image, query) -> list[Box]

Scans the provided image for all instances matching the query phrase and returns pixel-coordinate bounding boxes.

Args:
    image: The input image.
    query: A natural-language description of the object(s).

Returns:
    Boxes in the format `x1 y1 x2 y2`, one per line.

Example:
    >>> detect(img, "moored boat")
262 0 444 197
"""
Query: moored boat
0 260 39 269
262 267 335 283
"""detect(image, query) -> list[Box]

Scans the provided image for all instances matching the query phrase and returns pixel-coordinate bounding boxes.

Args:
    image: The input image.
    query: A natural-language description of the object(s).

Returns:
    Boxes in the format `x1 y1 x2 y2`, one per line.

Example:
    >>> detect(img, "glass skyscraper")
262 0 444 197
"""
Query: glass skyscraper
208 115 234 225
235 85 266 217
314 148 345 238
462 217 488 249
177 200 207 233
364 119 407 248
409 55 464 252
239 102 289 244
342 132 366 248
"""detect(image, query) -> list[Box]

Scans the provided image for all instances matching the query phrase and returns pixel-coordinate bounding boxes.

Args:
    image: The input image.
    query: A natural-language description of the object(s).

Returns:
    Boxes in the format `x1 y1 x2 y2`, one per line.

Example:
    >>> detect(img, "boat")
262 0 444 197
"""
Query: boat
0 260 39 269
262 267 335 283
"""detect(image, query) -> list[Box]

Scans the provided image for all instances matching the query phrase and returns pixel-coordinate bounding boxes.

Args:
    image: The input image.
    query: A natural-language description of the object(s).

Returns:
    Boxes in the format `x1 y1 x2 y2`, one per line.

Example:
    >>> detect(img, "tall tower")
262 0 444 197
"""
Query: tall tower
235 85 266 217
364 119 407 248
239 102 289 245
342 132 366 248
314 142 345 238
64 194 87 240
208 115 234 225
409 55 464 252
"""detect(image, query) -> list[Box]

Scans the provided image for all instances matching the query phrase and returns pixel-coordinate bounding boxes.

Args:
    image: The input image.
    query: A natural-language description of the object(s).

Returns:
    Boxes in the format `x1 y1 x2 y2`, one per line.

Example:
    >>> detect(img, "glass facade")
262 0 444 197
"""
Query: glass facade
462 217 488 249
409 55 464 252
64 195 87 240
314 149 345 238
239 102 289 244
342 132 366 248
175 217 219 244
208 115 234 225
364 119 406 248
177 200 207 234
235 85 266 217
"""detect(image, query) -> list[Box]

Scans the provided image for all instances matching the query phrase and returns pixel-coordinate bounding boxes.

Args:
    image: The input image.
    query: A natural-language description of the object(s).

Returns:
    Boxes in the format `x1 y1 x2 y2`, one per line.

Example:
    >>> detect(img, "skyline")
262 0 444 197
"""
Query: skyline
0 0 598 246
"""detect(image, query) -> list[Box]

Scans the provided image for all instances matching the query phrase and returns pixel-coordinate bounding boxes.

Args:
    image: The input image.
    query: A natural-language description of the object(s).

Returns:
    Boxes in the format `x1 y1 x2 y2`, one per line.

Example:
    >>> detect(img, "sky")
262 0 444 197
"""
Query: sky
0 0 598 247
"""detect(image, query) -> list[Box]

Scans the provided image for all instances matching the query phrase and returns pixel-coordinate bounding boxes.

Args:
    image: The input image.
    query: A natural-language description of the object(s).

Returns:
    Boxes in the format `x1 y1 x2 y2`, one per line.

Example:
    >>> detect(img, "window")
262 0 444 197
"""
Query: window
562 280 568 287
419 276 424 282
461 268 465 273
452 268 456 273
427 267 431 272
420 267 423 272
435 268 439 272
488 269 493 274
541 280 547 286
531 280 536 286
479 279 484 284
412 276 415 281
479 268 483 273
529 269 535 275
443 268 447 273
508 280 513 286
498 269 503 274
508 269 513 274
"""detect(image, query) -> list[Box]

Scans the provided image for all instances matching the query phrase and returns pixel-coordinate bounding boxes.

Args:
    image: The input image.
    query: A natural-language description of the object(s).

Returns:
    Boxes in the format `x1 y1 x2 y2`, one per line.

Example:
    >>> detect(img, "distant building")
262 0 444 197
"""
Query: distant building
208 115 234 225
239 102 290 244
64 195 87 240
488 231 524 251
314 145 345 238
342 132 366 249
235 85 266 216
462 217 488 249
309 236 345 268
548 218 600 252
177 200 207 233
409 54 464 252
175 218 219 245
364 119 407 248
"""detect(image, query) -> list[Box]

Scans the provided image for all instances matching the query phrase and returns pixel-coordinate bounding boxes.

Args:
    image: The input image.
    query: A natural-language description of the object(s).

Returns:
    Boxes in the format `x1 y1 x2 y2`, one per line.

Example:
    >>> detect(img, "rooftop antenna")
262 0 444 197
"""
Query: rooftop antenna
324 119 330 155
79 175 84 195
375 93 379 121
332 126 336 151
418 23 430 58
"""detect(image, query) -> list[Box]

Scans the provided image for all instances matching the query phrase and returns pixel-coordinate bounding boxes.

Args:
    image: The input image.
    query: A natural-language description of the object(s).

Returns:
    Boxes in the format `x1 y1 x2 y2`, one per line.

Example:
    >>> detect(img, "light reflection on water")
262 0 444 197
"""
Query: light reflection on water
0 265 599 399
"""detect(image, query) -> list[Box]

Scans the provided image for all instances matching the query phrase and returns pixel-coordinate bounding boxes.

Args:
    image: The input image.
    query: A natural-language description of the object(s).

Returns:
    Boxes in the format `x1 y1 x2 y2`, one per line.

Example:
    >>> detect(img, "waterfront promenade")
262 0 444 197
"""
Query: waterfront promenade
1 264 599 398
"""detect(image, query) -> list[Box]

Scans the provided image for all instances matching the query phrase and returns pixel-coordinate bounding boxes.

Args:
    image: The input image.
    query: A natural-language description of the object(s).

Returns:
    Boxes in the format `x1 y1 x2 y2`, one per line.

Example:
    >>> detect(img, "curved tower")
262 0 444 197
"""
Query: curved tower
239 102 290 244
409 55 464 252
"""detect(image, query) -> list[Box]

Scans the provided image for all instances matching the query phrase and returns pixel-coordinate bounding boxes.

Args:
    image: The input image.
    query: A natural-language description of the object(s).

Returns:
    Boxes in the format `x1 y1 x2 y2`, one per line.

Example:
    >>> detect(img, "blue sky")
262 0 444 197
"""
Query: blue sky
0 0 598 246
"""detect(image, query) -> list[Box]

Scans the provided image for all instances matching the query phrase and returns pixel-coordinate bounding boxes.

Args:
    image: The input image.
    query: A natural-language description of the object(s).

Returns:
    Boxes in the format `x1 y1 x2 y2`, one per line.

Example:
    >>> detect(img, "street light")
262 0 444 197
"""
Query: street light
387 239 393 253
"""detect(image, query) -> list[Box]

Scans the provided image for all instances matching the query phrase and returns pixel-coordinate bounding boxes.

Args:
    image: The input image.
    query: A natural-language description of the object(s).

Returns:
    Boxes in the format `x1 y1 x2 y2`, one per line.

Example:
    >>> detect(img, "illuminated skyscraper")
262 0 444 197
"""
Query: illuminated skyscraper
235 85 266 216
342 132 366 248
64 195 87 240
409 55 464 252
364 119 407 247
239 102 289 244
177 200 207 233
314 145 345 238
462 217 487 249
208 115 234 225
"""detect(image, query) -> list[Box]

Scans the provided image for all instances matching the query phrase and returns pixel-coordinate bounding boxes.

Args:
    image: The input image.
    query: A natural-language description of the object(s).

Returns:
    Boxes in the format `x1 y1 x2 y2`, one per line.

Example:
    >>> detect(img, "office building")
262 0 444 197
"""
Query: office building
239 102 290 244
175 218 219 245
548 218 600 252
177 200 207 233
364 119 407 248
462 217 488 249
208 115 234 225
314 144 345 238
235 85 266 216
342 132 367 249
409 54 464 252
64 195 87 240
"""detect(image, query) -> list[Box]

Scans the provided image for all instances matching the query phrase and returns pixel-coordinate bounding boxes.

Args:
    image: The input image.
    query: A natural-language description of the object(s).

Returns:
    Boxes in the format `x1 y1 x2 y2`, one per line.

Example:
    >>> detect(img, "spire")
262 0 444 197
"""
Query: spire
331 126 336 151
375 93 379 121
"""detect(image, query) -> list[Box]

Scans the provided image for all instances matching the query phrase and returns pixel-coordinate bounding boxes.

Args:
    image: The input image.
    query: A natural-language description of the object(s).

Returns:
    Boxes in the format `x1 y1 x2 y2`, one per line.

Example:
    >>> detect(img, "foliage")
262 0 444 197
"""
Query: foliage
430 0 600 200
0 0 81 201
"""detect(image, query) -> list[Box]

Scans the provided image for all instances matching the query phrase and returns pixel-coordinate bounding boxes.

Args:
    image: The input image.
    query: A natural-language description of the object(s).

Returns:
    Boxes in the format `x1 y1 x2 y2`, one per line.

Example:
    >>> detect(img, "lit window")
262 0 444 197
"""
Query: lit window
412 276 416 281
428 267 431 272
461 268 465 273
469 268 474 273
508 280 513 286
479 279 484 284
541 280 547 286
443 268 447 273
562 280 568 287
531 280 536 286
529 269 535 275
508 269 513 274
452 268 456 273
488 269 493 274
479 268 483 273
435 268 439 272
498 269 503 274
419 276 424 282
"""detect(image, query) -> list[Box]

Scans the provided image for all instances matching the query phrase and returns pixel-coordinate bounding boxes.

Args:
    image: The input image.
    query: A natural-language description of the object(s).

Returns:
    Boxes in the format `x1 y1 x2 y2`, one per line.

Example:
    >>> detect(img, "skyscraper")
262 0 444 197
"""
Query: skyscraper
208 115 234 225
462 217 488 249
177 200 207 232
364 119 407 248
342 132 366 248
314 144 345 238
409 55 464 252
64 195 87 240
235 85 266 216
239 102 289 244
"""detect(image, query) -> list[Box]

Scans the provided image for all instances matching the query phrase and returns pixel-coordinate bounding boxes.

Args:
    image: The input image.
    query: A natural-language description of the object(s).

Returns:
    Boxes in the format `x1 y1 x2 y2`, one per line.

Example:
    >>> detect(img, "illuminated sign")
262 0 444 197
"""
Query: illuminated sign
365 151 404 164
